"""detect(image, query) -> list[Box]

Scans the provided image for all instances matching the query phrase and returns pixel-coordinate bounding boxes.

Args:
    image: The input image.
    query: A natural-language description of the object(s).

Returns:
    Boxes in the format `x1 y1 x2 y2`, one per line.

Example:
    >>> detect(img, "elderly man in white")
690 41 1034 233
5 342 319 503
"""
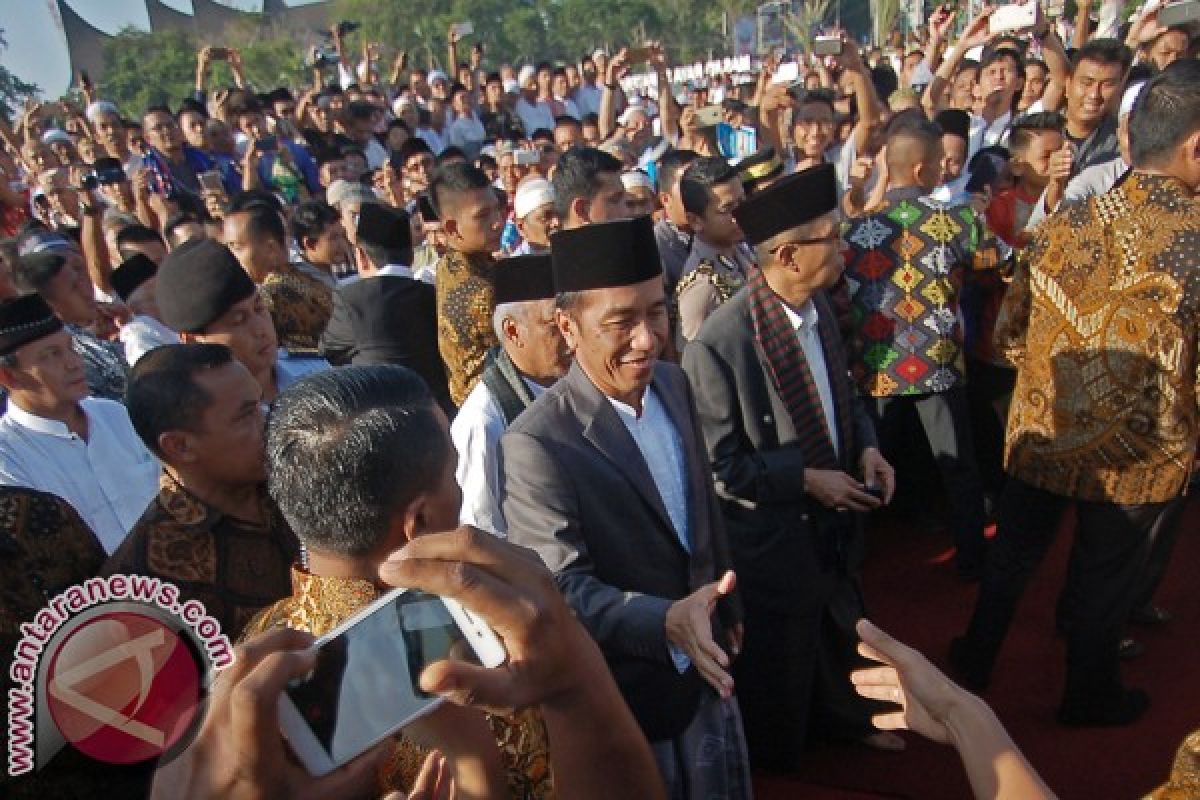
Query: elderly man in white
451 254 569 536
510 178 560 256
0 295 160 553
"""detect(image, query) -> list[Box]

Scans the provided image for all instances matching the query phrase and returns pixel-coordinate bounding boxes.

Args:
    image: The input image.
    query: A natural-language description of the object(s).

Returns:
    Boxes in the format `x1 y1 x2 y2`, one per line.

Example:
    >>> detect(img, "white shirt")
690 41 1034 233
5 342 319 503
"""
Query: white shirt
969 110 1013 157
0 398 161 553
607 387 690 550
782 300 840 457
118 314 180 366
452 374 546 537
515 98 555 135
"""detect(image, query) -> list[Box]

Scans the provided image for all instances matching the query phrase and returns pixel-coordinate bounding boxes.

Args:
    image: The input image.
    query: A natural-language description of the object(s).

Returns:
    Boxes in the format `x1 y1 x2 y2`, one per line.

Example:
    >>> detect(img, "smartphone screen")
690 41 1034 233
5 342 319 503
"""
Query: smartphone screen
198 170 224 192
284 590 479 767
255 135 278 153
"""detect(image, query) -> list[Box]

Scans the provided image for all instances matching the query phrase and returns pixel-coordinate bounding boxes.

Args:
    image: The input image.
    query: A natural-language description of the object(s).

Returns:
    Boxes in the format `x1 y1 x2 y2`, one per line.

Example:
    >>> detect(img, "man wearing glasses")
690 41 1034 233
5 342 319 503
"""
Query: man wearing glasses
682 164 901 770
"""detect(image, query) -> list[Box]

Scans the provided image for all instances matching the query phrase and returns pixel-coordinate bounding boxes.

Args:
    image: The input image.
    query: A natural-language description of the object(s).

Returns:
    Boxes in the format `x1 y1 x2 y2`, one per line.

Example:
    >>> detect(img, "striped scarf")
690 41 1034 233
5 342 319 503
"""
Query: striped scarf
747 268 853 471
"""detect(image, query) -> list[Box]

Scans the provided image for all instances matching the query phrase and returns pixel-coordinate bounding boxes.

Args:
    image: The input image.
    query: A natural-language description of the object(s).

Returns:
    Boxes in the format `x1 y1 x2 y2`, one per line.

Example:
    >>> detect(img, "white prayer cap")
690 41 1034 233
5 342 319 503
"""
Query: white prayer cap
503 78 520 94
86 100 119 121
392 95 416 115
618 106 648 127
428 69 449 86
327 179 379 209
41 129 72 146
621 170 654 191
1119 81 1146 117
513 178 555 219
518 64 537 89
592 48 607 61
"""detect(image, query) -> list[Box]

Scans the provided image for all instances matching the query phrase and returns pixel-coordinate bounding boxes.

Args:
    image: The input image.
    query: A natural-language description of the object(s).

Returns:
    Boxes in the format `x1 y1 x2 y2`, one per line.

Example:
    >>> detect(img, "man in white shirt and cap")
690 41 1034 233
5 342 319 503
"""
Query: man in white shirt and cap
452 254 569 536
511 178 559 255
0 294 161 553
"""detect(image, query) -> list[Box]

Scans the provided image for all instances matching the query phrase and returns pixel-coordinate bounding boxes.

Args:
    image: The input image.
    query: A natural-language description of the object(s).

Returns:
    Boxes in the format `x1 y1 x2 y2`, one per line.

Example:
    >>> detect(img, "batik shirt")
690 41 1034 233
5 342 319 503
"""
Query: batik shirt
242 567 555 798
102 476 299 639
436 250 498 406
67 324 129 401
995 173 1200 504
844 187 1002 396
260 266 333 351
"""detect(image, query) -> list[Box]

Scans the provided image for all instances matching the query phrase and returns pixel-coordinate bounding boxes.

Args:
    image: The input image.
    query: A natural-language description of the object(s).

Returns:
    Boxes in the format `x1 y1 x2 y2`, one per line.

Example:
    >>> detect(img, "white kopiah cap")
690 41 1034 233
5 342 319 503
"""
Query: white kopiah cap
518 65 537 89
513 178 556 219
621 170 654 191
1119 81 1146 117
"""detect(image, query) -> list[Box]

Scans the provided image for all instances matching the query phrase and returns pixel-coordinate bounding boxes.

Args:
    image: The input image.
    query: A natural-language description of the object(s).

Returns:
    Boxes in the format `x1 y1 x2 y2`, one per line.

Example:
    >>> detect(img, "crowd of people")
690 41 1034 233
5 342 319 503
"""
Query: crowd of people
1 1 1197 798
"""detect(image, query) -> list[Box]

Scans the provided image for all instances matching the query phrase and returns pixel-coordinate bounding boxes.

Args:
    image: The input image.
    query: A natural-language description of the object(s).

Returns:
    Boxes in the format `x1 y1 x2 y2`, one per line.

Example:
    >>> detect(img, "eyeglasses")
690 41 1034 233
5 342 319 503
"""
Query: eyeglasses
768 231 842 252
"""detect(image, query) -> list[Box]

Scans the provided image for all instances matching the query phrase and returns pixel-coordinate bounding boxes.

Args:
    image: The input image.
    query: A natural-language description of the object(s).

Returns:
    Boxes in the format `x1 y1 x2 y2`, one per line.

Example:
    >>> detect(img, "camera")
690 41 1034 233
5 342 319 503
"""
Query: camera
306 45 340 69
80 173 98 191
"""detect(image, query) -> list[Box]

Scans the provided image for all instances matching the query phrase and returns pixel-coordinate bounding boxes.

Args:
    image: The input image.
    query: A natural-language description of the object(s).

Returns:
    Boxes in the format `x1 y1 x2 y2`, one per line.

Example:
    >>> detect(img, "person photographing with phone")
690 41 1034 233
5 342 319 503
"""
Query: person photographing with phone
239 365 553 798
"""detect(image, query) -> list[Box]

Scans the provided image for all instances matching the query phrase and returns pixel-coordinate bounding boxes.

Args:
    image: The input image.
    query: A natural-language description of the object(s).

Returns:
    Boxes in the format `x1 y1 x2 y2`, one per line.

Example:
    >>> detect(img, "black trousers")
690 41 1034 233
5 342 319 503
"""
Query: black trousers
961 478 1167 707
871 387 987 569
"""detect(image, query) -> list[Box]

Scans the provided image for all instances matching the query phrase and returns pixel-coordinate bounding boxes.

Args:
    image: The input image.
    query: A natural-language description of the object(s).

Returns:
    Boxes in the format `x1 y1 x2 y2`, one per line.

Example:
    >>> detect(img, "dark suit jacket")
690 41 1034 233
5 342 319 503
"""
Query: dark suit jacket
681 288 879 613
499 360 740 742
319 274 453 413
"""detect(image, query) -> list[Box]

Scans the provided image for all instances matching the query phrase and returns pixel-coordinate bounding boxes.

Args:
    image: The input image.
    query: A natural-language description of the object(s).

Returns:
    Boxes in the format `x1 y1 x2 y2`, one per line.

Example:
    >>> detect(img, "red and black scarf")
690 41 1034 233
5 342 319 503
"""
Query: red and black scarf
747 268 854 470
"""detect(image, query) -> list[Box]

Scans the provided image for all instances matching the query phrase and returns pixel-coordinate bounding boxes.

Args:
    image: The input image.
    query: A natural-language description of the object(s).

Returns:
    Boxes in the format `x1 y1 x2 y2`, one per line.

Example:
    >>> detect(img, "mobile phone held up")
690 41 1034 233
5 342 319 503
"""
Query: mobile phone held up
255 135 279 153
451 21 474 38
277 587 506 777
1158 0 1200 27
813 36 843 56
989 2 1039 33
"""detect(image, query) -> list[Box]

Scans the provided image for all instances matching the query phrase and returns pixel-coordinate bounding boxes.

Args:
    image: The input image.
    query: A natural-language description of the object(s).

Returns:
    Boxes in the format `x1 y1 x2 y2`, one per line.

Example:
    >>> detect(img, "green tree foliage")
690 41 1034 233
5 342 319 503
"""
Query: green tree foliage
0 29 39 122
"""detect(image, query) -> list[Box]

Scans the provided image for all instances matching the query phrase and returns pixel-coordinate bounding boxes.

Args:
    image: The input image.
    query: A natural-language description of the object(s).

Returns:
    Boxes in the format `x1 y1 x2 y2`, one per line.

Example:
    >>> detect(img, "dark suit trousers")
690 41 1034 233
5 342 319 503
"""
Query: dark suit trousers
962 478 1166 706
871 388 987 569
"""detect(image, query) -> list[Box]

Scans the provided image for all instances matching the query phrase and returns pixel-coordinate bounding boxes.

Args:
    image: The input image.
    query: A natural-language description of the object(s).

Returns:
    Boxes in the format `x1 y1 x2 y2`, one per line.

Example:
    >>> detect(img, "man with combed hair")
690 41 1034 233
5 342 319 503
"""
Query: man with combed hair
245 365 552 798
551 146 632 229
452 254 569 536
432 162 506 406
501 215 750 797
103 343 299 639
952 65 1200 727
683 164 902 769
0 295 160 553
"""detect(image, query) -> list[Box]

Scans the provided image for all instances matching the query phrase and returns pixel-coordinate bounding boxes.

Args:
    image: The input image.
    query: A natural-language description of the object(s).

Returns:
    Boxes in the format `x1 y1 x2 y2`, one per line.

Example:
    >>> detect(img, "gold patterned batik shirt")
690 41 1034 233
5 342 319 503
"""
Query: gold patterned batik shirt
242 567 555 799
1147 729 1200 800
994 172 1200 504
436 250 498 406
101 476 300 640
261 265 334 351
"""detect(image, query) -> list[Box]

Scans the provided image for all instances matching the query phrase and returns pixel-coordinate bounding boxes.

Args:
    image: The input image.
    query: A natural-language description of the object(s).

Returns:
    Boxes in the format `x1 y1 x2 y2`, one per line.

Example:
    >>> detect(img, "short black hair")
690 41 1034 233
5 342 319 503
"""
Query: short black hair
1008 111 1065 155
290 201 340 251
230 188 284 216
981 46 1024 73
430 161 491 219
230 203 286 247
344 101 377 122
126 343 235 459
680 156 739 216
956 59 981 78
530 128 554 143
163 211 205 248
115 224 165 259
795 88 837 114
657 149 698 192
396 137 433 165
551 146 622 218
1071 38 1133 74
1129 58 1200 168
437 146 468 165
266 365 446 555
554 115 582 131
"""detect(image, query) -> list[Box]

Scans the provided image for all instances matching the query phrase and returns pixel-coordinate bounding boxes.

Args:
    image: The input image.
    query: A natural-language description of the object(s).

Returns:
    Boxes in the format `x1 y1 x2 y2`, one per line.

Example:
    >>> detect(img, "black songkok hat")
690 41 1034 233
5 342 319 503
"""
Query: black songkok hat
356 202 412 251
0 294 64 357
416 193 439 222
733 163 838 246
550 215 662 293
934 109 971 143
109 254 157 303
156 238 256 333
738 147 785 196
494 255 555 305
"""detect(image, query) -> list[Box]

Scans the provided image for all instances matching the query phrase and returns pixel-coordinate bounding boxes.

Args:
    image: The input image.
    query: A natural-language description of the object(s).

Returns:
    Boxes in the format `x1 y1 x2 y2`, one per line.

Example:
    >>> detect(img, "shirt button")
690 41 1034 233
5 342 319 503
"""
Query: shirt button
762 414 772 425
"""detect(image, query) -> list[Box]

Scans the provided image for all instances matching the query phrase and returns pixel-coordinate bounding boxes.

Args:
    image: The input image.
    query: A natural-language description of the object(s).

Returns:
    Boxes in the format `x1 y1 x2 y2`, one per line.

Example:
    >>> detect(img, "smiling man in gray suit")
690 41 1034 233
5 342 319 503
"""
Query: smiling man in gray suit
500 215 751 799
682 164 903 770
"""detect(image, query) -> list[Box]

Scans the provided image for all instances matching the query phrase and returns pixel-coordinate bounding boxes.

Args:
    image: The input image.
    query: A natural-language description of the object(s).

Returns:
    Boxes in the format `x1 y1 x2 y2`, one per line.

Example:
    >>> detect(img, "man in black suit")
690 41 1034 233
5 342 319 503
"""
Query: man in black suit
320 203 453 414
682 164 902 770
500 216 751 798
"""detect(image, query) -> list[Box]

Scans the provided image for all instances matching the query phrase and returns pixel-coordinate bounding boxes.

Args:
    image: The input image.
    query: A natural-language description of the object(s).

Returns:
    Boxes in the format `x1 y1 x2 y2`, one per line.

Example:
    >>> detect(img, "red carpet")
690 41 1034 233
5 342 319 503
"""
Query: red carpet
754 495 1199 800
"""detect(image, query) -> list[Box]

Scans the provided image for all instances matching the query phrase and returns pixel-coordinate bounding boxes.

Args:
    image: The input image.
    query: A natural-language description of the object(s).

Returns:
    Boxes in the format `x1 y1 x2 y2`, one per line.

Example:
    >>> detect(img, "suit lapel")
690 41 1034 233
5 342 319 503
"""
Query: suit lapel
813 291 854 470
568 363 686 553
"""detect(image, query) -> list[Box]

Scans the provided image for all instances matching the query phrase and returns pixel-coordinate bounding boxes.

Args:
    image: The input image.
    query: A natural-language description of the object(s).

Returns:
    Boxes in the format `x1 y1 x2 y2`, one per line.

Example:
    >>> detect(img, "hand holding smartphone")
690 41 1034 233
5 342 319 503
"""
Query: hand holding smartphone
277 588 505 776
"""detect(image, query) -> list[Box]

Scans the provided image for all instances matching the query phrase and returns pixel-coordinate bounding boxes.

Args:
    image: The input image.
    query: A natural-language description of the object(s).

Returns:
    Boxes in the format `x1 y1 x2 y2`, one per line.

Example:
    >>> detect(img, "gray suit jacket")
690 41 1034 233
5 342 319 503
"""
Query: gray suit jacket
499 360 740 741
681 288 878 612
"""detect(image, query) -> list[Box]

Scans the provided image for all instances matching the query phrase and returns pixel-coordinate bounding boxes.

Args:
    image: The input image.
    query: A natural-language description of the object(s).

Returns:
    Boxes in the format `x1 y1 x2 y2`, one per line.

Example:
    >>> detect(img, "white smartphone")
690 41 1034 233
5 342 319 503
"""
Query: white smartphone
771 61 800 85
812 35 843 56
452 21 474 38
513 148 541 166
989 3 1039 33
278 587 506 776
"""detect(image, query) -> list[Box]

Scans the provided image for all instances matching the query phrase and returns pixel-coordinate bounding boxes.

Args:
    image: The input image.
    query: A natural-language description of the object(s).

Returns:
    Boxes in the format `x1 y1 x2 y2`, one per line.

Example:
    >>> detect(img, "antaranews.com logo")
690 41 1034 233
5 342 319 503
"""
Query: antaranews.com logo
7 574 232 776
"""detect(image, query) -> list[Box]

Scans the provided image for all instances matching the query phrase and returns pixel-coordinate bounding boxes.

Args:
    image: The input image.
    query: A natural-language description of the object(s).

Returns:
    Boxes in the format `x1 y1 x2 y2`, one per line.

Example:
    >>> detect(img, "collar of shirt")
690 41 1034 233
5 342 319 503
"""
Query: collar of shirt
522 376 548 398
292 260 338 289
374 263 414 279
607 386 651 420
884 185 929 204
781 298 820 334
4 401 78 439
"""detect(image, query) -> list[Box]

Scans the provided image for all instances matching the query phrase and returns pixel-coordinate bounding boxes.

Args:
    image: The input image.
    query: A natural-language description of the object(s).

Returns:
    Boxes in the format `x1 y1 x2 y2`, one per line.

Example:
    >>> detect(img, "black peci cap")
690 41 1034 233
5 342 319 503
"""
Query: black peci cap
550 215 662 293
0 294 64 357
494 254 556 305
733 163 839 246
156 238 257 333
109 254 158 303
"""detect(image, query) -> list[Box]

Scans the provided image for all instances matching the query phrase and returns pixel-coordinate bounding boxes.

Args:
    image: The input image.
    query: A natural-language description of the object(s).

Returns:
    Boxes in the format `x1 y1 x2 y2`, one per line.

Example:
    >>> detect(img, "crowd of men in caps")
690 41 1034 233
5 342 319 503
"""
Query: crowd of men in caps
1 3 1198 798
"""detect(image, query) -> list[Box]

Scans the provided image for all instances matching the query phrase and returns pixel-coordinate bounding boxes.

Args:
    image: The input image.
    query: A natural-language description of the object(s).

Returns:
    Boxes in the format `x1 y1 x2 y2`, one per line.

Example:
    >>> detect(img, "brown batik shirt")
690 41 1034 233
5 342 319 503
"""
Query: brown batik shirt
436 249 498 406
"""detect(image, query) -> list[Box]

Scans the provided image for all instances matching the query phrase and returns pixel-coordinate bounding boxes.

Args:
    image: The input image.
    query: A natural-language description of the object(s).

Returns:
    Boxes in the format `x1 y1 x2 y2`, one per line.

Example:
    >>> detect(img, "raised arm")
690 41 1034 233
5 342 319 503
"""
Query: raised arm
924 7 996 117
